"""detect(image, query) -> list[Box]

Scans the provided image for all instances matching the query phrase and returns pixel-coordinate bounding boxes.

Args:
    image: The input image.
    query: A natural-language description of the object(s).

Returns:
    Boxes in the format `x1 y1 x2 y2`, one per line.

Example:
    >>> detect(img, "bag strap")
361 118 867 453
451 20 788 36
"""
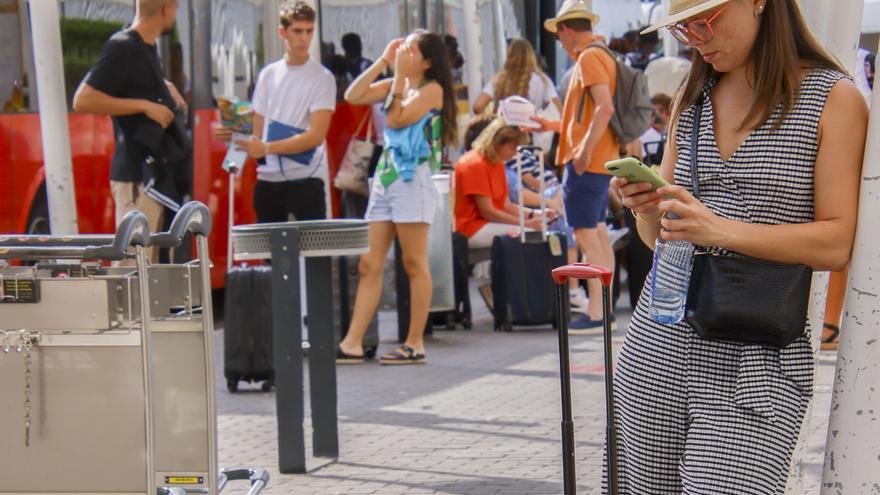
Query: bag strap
353 111 372 141
689 99 703 200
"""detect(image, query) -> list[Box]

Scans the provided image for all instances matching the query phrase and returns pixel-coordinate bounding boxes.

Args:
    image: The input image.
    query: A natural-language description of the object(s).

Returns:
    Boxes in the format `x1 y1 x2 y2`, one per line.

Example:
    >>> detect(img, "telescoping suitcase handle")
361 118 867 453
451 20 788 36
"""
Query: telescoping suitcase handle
552 262 618 495
552 263 613 286
515 144 548 243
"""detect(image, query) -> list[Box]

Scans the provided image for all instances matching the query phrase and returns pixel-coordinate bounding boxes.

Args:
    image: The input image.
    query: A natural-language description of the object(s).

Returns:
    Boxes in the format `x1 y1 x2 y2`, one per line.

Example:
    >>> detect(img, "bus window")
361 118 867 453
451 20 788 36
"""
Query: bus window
1 0 35 113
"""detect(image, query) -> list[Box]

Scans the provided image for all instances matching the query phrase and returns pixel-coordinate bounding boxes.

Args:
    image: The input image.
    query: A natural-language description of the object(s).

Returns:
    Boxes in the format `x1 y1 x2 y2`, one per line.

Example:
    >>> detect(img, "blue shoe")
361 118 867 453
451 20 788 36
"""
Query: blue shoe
567 314 617 335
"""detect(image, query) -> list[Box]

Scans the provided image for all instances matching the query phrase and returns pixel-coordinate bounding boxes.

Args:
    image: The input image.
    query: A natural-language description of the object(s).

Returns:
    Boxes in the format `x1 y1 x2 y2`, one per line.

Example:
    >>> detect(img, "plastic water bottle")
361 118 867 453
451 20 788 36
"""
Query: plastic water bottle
647 238 695 324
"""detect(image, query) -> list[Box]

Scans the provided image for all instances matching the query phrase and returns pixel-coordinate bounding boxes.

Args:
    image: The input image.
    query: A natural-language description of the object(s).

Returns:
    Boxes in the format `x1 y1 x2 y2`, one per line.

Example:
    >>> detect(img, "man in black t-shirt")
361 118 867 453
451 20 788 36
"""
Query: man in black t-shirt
73 0 187 259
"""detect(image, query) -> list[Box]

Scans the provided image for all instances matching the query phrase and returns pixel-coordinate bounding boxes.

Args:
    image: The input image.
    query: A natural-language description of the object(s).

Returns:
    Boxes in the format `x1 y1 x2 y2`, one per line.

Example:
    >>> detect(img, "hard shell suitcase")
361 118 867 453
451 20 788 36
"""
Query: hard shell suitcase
223 165 274 392
552 263 619 495
491 145 567 331
223 265 275 392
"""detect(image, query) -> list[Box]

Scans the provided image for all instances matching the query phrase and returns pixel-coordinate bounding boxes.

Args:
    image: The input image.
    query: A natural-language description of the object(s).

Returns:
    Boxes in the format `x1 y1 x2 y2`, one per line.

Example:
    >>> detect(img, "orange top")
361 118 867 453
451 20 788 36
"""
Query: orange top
556 36 620 174
454 150 510 238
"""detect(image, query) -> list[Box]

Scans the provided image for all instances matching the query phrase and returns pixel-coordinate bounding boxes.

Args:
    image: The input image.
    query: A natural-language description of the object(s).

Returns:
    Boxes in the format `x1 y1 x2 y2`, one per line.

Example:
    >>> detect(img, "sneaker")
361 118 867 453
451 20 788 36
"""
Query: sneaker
567 314 617 335
569 287 589 314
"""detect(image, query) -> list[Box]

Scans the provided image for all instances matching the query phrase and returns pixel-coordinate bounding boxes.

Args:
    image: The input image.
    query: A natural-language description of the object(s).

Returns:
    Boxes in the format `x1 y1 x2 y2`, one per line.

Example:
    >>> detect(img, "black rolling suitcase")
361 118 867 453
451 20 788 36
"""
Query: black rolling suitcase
552 263 619 495
222 165 274 392
491 145 567 331
224 266 275 392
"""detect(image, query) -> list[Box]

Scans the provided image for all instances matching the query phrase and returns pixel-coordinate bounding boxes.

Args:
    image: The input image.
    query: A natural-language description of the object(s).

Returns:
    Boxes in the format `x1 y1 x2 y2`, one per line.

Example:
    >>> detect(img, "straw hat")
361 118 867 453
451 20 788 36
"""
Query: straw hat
642 0 731 34
544 0 600 34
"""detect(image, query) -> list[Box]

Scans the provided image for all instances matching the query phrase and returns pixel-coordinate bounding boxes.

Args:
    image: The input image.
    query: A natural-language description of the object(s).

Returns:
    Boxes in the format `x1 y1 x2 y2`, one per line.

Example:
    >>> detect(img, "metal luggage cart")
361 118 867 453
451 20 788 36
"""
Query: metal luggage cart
0 203 268 495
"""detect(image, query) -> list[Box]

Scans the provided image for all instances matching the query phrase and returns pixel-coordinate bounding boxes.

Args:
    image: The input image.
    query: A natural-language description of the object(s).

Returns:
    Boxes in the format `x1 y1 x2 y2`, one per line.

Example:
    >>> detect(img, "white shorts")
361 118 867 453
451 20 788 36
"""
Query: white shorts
365 165 438 224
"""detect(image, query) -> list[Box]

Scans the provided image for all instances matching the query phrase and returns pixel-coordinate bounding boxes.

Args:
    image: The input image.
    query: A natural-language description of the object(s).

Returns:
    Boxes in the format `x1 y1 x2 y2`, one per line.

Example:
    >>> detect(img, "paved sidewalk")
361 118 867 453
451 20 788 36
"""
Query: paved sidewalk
215 285 835 494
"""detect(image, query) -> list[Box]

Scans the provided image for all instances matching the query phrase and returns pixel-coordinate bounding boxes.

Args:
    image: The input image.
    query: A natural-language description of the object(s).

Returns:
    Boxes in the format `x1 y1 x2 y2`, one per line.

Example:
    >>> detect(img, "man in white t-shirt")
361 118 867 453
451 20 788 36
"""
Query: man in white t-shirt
236 0 336 222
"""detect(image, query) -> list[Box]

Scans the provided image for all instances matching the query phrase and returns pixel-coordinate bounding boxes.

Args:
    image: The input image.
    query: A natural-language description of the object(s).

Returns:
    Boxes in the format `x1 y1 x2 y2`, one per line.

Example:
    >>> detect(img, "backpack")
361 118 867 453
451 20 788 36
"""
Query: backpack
576 42 653 145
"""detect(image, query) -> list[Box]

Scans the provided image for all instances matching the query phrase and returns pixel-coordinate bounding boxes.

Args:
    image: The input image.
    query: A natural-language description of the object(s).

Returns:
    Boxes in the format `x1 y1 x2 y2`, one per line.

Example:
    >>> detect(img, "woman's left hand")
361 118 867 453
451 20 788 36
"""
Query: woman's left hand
656 185 729 246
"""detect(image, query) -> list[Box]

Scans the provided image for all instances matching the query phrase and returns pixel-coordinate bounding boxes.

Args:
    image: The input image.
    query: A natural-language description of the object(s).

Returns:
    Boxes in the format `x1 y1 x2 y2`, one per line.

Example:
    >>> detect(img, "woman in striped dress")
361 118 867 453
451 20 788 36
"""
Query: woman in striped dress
611 0 869 492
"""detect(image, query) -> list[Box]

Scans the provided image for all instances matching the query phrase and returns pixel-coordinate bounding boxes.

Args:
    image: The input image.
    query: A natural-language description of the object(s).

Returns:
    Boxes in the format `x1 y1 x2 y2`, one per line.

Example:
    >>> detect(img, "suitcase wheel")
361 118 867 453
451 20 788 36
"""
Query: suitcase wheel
261 380 274 392
463 319 473 330
227 378 239 393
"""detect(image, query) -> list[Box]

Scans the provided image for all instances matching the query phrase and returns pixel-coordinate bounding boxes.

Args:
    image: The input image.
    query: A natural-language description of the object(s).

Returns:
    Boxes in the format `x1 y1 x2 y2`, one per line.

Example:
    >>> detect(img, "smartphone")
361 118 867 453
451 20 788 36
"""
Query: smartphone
604 157 669 190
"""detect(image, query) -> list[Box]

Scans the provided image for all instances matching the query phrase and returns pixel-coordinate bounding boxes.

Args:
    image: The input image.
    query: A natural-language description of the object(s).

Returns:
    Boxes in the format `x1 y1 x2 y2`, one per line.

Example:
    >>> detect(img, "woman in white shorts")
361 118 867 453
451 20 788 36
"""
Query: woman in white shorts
338 31 458 365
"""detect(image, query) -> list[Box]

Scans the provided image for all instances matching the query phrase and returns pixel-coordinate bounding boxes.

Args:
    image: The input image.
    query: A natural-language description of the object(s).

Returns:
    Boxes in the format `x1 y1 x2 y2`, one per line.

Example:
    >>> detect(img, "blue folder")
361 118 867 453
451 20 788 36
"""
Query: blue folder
266 120 316 165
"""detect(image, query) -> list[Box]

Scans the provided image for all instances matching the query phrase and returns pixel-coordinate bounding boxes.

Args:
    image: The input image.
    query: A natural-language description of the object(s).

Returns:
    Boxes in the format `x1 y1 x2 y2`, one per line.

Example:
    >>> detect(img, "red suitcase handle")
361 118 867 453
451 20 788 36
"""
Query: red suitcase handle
552 263 613 287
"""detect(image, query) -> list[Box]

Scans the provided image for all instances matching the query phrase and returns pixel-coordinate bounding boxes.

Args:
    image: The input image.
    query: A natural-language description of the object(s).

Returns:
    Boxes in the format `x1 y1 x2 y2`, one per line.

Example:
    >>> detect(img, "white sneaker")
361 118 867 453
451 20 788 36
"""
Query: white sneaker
569 287 589 314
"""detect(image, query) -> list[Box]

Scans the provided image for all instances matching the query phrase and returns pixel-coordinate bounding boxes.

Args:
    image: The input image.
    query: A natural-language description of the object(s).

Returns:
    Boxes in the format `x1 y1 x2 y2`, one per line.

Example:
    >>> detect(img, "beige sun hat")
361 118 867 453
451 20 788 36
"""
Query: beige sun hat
544 0 600 34
642 0 731 34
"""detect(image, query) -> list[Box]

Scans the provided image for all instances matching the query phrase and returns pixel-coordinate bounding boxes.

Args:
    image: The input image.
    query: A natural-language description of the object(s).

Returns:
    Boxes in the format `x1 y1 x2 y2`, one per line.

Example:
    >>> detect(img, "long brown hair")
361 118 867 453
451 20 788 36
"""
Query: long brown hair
493 38 550 104
674 0 846 131
413 31 459 146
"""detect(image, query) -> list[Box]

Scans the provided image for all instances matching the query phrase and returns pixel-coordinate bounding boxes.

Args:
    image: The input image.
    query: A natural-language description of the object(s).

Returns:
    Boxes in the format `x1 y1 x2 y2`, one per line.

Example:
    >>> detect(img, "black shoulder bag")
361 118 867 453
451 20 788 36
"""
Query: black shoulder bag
683 100 813 348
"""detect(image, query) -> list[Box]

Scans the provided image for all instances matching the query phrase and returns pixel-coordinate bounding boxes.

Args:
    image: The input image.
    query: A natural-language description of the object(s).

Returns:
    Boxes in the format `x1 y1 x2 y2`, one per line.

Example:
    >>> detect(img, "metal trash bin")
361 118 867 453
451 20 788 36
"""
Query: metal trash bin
0 203 268 495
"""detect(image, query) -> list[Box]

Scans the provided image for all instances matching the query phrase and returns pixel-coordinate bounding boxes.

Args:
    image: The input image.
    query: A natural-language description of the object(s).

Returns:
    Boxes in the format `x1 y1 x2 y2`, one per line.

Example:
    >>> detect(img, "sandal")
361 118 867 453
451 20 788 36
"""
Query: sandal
821 323 840 351
336 345 367 364
379 345 426 365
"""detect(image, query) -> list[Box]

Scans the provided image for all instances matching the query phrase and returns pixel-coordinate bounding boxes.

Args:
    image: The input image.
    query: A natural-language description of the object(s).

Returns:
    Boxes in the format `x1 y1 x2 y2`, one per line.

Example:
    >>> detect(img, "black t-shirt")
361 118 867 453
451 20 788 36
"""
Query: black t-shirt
84 29 171 182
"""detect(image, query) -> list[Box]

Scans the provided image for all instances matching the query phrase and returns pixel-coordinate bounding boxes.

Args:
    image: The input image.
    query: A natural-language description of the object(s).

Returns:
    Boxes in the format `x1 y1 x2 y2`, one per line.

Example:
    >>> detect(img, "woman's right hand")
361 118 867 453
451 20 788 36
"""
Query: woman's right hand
611 177 663 219
381 38 405 68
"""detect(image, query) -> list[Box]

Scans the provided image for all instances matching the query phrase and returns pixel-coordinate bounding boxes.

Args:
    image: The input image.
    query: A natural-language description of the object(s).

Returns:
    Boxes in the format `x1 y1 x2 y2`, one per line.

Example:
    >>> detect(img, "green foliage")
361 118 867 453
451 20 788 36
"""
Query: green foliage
60 17 124 106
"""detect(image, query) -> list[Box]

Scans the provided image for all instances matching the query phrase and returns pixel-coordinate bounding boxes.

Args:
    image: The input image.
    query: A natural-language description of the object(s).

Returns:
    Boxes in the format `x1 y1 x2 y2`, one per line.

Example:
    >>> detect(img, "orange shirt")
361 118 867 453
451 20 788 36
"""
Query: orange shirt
454 150 510 238
556 36 620 174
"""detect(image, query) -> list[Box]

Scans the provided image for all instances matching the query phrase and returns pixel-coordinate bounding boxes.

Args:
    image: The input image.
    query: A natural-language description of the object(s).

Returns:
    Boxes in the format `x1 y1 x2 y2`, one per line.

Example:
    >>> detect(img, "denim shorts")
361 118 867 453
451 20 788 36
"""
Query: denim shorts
563 164 611 229
365 165 438 224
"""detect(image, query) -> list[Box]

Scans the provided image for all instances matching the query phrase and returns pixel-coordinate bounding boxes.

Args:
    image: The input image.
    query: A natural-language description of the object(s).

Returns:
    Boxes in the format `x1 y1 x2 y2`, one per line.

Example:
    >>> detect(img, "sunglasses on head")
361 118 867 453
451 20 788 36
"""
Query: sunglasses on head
666 2 731 46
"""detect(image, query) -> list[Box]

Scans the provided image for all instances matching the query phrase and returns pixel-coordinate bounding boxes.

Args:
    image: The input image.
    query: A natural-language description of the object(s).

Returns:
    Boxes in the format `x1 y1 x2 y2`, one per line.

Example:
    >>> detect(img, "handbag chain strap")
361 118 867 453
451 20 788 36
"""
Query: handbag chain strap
690 99 704 200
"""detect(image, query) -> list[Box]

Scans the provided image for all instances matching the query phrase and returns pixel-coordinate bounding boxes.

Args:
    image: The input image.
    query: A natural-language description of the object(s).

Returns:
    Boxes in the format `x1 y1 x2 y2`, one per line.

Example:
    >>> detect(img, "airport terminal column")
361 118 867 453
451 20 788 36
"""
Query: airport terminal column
821 45 880 495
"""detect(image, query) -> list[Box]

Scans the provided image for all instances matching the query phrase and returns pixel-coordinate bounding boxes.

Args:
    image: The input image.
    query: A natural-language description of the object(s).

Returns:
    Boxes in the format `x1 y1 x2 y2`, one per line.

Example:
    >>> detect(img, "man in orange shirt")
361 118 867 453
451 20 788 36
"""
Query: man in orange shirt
534 0 618 332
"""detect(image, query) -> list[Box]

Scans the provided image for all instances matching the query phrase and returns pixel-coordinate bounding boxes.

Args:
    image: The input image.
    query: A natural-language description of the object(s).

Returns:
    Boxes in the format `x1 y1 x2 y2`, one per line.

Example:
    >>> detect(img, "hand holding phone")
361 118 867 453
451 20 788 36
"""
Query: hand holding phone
604 157 669 190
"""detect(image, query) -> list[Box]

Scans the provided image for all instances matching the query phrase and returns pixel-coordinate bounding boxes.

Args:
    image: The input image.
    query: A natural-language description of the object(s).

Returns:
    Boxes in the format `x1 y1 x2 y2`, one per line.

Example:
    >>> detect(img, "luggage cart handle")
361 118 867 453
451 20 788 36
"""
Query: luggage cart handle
552 263 613 286
151 201 213 248
217 467 269 495
0 210 150 261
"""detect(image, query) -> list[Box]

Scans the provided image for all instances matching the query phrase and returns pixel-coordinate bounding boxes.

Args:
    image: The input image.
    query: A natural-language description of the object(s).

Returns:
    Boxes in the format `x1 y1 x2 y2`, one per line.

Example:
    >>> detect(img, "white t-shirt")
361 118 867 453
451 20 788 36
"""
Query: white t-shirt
482 72 559 110
252 57 337 182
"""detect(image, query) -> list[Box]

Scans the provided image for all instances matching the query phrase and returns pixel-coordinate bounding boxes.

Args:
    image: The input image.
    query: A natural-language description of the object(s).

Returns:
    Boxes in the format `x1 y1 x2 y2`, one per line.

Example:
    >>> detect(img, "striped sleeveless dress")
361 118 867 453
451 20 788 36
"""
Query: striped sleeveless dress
607 67 848 494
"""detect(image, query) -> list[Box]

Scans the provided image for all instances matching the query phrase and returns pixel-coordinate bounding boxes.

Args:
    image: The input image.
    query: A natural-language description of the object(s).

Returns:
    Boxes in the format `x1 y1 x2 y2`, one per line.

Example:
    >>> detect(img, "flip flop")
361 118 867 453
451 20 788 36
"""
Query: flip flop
336 346 367 364
379 345 426 365
821 323 840 351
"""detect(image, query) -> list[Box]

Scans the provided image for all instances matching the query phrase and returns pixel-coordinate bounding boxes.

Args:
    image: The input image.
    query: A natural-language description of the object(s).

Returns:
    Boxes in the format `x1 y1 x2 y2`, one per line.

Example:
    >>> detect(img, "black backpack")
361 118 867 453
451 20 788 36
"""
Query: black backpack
576 42 653 145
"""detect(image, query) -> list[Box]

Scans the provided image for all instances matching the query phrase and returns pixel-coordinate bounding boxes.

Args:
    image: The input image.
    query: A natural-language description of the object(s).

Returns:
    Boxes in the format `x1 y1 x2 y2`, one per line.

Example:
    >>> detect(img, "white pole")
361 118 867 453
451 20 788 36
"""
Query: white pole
28 0 78 235
264 0 284 62
793 1 864 493
492 0 506 72
461 0 484 107
821 45 880 494
799 0 864 69
660 0 677 58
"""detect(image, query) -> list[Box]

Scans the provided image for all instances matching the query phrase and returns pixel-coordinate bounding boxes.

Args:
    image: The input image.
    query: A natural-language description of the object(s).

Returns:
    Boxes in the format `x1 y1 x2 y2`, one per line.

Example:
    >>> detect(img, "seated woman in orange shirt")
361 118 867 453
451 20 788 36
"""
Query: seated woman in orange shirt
454 118 556 248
